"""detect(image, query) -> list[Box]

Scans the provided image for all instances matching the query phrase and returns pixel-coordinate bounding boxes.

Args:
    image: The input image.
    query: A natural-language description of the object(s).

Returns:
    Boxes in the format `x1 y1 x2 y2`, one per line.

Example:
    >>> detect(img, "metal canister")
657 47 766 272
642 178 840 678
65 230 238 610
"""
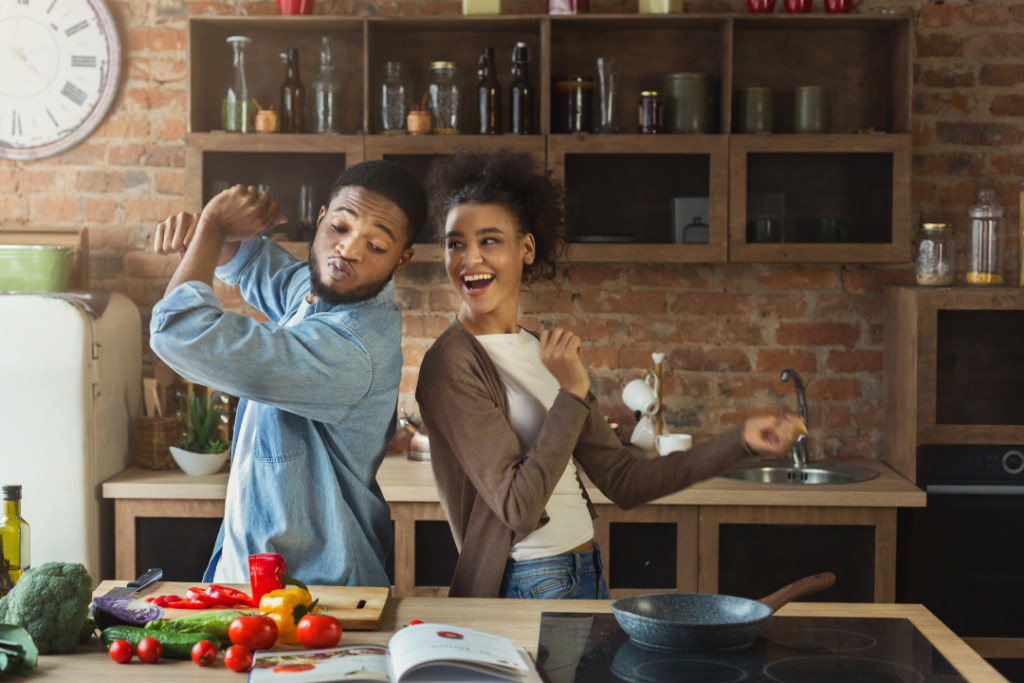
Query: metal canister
663 72 712 134
638 91 662 134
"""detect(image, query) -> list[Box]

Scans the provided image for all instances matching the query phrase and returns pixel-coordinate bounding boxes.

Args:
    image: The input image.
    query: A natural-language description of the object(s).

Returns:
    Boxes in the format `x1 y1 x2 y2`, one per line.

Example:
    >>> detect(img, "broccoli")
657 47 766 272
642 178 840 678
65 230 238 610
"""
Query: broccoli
0 562 93 655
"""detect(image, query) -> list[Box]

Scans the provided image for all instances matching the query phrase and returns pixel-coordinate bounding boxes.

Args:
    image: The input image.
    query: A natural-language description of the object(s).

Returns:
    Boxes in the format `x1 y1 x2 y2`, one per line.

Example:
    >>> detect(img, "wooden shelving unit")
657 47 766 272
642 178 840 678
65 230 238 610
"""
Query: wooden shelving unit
184 13 913 264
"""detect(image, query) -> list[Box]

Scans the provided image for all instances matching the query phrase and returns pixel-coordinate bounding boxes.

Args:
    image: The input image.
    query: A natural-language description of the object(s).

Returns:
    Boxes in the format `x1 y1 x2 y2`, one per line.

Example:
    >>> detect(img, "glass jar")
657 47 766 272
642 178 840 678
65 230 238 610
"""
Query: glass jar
312 37 342 134
222 36 255 133
639 91 662 134
966 188 1004 286
552 76 593 134
381 62 411 133
428 62 461 134
915 223 954 286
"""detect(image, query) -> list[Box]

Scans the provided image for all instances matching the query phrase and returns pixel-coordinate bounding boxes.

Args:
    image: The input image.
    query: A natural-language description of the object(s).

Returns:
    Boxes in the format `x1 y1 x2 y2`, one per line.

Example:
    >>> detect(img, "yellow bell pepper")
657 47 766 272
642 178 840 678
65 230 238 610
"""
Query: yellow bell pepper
259 586 319 644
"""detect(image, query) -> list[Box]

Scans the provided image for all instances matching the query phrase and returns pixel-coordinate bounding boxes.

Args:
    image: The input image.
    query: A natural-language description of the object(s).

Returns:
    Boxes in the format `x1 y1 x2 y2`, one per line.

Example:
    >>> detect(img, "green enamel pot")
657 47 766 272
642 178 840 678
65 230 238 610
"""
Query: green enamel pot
0 246 77 293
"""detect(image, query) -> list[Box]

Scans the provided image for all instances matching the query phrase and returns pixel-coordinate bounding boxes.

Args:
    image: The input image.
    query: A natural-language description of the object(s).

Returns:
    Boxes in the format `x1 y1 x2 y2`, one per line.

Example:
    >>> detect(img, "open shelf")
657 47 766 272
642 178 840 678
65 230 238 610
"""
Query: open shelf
728 133 911 263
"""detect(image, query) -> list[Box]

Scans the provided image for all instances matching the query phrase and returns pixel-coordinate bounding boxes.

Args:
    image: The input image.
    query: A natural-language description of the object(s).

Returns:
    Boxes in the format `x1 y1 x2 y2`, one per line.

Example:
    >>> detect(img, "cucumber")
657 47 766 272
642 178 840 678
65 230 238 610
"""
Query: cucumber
100 625 220 660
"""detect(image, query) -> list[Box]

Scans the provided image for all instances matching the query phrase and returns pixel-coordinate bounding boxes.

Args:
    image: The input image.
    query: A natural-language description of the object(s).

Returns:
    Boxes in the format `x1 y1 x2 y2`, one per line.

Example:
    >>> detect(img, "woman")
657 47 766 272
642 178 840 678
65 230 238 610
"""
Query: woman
415 151 806 599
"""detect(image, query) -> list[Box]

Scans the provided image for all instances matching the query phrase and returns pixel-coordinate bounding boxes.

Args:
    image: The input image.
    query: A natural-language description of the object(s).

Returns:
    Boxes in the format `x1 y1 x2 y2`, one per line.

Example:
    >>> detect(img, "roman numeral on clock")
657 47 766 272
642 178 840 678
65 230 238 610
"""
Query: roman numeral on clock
17 0 30 5
12 112 22 137
72 55 96 67
65 20 88 36
61 81 88 106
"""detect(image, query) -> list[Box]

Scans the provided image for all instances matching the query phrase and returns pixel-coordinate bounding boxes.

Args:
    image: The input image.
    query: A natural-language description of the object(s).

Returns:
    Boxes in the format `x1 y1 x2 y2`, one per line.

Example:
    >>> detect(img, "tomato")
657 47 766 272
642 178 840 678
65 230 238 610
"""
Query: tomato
108 639 133 664
229 615 278 651
224 645 253 673
296 614 342 649
136 637 162 664
191 640 218 667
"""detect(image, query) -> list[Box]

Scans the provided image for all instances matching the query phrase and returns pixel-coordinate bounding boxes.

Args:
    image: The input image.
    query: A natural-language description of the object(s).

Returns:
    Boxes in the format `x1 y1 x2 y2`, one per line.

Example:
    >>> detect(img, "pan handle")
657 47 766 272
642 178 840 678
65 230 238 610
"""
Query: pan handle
757 572 836 613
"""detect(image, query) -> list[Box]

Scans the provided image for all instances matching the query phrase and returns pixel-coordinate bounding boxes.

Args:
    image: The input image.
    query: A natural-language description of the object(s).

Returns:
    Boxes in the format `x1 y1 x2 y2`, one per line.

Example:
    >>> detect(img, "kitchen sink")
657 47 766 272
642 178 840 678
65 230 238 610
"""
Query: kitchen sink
717 459 880 485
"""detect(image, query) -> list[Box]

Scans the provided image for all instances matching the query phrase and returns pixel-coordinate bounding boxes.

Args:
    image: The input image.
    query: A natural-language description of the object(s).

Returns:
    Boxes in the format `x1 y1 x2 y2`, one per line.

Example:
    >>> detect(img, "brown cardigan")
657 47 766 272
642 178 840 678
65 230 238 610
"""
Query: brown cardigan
414 318 751 598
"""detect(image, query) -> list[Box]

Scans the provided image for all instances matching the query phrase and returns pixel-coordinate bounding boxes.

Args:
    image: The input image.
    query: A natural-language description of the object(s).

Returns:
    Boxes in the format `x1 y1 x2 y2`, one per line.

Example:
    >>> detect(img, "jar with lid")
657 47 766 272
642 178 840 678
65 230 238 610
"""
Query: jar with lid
552 76 593 134
428 62 462 134
966 188 1004 286
639 91 662 134
915 223 954 286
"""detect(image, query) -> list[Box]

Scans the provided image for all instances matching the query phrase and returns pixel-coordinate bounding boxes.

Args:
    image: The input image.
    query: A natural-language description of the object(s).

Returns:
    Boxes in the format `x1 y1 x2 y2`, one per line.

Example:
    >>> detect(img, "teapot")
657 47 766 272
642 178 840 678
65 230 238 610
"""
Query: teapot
399 408 430 463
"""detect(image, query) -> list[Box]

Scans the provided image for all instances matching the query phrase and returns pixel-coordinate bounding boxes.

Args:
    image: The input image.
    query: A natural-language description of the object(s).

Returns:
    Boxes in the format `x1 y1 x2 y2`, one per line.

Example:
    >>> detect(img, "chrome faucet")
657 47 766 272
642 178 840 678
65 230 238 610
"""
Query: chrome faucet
780 368 809 468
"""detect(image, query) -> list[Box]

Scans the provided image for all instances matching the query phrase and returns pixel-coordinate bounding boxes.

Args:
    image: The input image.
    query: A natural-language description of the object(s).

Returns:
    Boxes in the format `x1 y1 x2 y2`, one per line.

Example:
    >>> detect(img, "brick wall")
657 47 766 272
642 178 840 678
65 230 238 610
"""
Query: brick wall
2 0 1020 459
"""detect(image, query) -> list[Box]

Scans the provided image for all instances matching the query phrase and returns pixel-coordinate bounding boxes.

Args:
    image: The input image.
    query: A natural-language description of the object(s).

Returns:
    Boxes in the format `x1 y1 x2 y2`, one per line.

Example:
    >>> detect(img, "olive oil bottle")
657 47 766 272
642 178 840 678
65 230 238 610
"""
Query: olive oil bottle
0 485 30 597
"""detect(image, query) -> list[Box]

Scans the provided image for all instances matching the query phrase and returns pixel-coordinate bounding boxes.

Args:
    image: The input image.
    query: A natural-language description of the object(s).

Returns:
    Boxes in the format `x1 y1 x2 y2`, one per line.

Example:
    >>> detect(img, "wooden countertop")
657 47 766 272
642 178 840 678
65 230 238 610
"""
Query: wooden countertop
103 455 925 507
32 581 1006 682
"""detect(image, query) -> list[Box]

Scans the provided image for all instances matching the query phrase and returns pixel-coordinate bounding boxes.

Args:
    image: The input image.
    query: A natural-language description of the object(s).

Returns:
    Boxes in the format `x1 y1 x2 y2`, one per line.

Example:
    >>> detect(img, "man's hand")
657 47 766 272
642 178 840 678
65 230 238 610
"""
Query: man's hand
742 414 808 456
539 328 591 400
203 185 287 242
154 211 200 257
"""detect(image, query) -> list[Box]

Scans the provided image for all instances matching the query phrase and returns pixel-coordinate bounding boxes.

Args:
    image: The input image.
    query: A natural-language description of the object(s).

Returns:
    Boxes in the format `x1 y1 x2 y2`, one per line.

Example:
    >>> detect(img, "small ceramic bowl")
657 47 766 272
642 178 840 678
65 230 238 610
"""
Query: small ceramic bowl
169 446 230 476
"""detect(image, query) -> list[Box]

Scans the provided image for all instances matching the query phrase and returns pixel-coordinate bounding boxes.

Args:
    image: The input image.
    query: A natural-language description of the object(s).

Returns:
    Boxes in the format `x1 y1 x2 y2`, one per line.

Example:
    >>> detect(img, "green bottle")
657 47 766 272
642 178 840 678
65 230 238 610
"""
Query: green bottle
0 485 30 597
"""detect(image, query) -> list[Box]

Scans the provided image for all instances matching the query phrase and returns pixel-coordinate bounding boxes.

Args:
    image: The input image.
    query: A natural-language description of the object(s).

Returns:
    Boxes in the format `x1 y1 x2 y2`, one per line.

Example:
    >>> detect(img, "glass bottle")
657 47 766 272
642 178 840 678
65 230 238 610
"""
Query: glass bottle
966 188 1004 286
915 223 954 286
552 76 593 134
222 36 254 133
476 47 501 135
639 91 662 134
510 42 534 135
312 37 341 135
428 62 462 134
381 62 411 133
280 48 306 134
0 485 30 597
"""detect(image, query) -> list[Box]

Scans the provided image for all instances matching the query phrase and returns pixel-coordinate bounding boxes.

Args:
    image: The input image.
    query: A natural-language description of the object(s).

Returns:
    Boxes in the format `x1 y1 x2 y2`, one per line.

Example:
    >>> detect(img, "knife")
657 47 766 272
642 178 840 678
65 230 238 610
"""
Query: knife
90 568 163 628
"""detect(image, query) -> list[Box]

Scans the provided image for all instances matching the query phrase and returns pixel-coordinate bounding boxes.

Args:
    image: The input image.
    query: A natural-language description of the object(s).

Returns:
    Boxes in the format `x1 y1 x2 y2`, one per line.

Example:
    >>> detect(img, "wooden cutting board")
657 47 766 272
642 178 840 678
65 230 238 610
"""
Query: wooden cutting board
136 582 390 631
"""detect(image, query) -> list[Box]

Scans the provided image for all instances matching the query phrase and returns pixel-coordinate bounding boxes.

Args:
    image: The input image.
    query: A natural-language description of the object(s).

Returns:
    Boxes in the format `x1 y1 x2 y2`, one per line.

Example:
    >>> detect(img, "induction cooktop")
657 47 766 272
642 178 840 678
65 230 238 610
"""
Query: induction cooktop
536 613 966 683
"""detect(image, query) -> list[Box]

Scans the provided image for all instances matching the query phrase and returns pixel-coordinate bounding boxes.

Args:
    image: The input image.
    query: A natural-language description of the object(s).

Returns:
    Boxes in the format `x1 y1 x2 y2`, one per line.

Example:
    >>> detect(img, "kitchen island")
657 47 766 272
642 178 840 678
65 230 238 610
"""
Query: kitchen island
32 581 1006 682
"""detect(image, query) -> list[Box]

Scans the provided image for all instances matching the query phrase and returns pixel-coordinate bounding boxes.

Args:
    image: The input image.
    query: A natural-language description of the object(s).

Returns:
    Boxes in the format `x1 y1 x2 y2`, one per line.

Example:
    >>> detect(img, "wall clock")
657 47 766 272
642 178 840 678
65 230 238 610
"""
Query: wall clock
0 0 121 160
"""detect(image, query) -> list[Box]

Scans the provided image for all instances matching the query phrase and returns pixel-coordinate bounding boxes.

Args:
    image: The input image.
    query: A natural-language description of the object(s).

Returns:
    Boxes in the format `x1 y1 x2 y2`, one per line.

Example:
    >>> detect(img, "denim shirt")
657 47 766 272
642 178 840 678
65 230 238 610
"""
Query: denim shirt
149 237 401 588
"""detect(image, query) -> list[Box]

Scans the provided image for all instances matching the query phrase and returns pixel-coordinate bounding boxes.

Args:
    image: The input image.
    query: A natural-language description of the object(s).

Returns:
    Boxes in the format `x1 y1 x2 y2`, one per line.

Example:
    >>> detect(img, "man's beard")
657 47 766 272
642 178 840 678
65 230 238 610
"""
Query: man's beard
308 241 393 305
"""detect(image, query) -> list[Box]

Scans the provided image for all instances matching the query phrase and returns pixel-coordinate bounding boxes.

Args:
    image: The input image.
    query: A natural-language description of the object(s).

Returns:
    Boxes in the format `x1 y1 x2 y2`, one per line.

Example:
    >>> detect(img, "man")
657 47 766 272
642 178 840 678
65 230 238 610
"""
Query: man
150 161 428 587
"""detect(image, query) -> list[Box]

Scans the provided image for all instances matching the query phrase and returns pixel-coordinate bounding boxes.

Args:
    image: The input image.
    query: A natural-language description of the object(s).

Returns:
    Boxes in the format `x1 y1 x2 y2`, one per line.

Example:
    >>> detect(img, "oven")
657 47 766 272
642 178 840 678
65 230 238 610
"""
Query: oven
897 444 1024 639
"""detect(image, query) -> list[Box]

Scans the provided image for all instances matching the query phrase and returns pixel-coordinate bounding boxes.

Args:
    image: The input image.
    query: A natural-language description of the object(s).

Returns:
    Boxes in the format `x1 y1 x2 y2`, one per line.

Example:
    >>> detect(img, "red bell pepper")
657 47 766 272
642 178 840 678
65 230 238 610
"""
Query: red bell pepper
146 595 182 607
185 587 219 606
165 598 210 609
249 553 287 605
208 584 254 607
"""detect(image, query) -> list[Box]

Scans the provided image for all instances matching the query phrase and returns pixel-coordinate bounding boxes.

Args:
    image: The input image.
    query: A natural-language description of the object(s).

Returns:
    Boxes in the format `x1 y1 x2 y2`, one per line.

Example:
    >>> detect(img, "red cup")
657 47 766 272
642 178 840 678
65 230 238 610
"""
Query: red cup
276 0 313 14
747 0 777 12
785 0 811 12
824 0 861 12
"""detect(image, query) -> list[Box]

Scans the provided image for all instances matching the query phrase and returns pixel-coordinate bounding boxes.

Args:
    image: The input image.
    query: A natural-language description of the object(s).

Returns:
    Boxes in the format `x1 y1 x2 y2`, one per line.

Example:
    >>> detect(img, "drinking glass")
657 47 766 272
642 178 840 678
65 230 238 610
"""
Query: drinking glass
297 185 317 242
596 57 624 134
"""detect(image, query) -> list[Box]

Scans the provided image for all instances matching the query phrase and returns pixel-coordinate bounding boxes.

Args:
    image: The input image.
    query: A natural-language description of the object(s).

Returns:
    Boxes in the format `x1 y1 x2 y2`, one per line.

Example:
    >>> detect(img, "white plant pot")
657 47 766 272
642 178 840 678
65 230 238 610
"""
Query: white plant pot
169 446 230 476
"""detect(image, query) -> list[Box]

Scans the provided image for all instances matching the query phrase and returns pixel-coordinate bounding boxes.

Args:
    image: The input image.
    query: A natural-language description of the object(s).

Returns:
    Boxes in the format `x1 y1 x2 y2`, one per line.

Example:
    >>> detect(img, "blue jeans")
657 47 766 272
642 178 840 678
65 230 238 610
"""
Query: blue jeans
499 543 611 600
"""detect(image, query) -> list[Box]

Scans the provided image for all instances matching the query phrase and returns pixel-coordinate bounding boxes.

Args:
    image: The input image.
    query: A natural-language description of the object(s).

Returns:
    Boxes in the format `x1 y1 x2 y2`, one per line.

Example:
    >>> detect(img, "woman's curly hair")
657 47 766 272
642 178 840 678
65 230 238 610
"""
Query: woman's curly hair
426 149 568 285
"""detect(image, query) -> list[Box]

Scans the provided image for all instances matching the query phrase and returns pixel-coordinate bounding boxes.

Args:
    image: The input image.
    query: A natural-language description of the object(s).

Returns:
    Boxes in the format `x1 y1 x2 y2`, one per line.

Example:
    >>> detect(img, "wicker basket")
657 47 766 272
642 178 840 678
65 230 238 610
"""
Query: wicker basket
137 416 184 469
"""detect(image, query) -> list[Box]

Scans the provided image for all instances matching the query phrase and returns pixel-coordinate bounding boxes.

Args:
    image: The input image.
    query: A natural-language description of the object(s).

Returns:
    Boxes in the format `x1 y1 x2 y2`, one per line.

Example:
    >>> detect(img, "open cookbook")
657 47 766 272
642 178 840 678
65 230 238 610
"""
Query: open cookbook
247 623 543 683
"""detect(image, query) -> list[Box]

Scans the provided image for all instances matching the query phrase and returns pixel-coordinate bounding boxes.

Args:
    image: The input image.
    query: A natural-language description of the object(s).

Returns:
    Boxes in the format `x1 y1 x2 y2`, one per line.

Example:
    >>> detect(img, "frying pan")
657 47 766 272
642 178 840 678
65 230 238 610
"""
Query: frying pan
610 572 836 652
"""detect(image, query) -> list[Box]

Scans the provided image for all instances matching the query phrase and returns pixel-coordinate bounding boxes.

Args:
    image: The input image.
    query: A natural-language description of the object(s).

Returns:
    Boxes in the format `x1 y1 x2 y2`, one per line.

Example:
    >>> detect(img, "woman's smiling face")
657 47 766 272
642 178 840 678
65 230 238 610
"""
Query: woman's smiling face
444 202 535 321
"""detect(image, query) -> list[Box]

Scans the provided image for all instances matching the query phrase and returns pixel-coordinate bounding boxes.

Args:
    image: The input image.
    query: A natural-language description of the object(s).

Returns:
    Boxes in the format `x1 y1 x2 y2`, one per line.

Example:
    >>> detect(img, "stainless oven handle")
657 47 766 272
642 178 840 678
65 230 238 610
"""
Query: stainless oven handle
927 485 1024 495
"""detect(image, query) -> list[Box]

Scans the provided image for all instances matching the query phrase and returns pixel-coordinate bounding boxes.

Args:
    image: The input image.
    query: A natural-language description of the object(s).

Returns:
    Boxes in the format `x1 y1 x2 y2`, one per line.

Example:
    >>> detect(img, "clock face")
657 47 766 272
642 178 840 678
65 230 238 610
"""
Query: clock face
0 0 121 160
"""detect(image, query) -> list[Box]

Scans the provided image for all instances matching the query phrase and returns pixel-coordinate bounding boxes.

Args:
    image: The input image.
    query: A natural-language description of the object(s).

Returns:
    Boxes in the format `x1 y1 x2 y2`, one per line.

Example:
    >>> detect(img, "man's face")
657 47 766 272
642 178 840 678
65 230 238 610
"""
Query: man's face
308 186 415 305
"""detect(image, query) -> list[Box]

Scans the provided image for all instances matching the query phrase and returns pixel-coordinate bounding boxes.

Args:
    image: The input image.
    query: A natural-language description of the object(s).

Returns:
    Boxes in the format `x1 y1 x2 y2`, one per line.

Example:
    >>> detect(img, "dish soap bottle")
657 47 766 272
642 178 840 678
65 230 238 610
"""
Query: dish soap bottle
0 485 30 597
509 42 534 135
280 48 307 134
312 37 342 135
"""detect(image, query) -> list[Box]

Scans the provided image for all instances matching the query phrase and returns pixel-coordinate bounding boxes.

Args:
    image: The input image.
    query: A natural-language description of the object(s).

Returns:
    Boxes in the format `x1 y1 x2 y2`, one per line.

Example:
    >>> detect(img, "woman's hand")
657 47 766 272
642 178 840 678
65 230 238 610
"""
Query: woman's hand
539 328 590 400
742 414 808 456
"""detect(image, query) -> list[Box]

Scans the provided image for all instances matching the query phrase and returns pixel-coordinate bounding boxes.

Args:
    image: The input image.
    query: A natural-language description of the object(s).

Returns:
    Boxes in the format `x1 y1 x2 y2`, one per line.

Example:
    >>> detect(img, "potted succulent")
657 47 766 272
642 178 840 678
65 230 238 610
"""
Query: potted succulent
169 393 231 476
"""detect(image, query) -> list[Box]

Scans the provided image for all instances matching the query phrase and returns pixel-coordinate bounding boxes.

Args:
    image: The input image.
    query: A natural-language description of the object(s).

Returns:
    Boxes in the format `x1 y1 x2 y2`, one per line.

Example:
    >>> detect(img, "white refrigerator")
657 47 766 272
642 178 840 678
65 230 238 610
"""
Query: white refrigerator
0 292 142 586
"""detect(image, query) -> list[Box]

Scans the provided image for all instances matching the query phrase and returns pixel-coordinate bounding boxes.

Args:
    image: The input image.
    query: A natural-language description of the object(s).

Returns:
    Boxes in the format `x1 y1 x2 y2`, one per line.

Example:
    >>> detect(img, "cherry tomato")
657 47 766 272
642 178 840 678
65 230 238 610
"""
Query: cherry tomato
108 639 133 664
224 645 253 673
296 614 342 649
136 637 163 664
191 640 218 667
229 615 278 651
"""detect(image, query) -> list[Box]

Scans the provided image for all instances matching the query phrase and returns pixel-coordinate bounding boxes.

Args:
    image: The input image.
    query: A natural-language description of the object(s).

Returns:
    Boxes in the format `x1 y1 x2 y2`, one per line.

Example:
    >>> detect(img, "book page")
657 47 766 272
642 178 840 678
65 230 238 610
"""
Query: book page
387 624 529 683
247 645 392 683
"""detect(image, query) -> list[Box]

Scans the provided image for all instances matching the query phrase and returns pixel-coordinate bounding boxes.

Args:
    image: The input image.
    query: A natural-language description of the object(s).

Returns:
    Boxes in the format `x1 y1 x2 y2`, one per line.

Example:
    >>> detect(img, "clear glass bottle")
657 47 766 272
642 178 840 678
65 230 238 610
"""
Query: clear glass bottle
428 62 462 134
966 188 1004 286
509 42 534 135
222 36 255 133
312 37 341 135
0 485 30 597
280 48 306 134
381 62 411 133
915 223 955 286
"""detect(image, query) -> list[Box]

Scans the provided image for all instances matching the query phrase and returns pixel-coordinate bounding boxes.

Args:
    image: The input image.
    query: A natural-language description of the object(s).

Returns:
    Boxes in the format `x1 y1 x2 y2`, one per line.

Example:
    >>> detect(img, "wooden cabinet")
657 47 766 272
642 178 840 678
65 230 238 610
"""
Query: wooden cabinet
183 14 913 264
883 287 1024 481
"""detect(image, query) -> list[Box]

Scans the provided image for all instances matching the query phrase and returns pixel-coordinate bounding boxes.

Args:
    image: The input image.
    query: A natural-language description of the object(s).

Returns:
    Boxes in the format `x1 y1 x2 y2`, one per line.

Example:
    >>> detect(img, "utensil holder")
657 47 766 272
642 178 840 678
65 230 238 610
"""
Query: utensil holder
137 416 184 469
